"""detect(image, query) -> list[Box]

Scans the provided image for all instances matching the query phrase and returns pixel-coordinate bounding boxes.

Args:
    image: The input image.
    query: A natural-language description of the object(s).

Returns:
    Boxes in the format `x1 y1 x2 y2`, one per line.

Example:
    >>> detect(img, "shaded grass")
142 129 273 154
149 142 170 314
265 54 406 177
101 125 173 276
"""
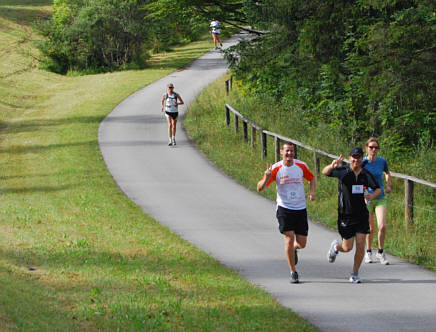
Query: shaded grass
184 76 436 271
0 3 318 331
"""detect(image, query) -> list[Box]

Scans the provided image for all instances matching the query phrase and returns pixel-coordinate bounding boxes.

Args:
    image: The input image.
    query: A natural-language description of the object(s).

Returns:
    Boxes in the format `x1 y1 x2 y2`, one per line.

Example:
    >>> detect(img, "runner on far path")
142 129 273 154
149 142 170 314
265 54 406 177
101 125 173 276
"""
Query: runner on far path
322 147 381 284
161 83 184 146
210 18 223 48
257 143 316 284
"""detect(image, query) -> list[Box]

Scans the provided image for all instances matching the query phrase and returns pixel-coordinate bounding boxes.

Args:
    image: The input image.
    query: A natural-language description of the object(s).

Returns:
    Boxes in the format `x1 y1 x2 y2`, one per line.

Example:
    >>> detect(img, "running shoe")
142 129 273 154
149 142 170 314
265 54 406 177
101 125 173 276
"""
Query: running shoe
172 138 176 146
290 271 299 284
327 239 339 263
168 139 172 146
349 273 361 284
294 249 298 266
376 252 390 265
365 250 373 263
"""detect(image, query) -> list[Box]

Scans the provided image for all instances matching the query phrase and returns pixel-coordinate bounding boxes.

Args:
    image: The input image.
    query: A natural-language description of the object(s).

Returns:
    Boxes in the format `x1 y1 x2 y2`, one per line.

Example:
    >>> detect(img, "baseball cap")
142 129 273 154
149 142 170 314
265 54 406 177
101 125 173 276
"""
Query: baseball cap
349 147 363 157
167 83 174 88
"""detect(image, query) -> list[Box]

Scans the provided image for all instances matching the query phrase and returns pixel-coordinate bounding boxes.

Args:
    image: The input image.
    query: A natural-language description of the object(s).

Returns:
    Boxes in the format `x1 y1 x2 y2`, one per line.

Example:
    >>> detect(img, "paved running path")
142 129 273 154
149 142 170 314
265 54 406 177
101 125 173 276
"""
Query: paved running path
98 34 436 332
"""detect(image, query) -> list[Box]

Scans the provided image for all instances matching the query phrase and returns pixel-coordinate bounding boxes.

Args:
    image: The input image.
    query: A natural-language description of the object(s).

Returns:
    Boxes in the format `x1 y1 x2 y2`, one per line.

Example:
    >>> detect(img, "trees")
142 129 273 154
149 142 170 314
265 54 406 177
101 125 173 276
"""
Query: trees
143 0 207 53
38 0 249 73
225 0 436 147
39 0 151 73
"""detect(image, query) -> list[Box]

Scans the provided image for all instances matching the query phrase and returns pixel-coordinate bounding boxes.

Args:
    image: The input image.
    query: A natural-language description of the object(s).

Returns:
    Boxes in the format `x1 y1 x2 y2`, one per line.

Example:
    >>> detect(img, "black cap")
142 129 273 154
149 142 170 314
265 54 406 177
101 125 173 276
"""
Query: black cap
167 83 174 88
349 147 363 157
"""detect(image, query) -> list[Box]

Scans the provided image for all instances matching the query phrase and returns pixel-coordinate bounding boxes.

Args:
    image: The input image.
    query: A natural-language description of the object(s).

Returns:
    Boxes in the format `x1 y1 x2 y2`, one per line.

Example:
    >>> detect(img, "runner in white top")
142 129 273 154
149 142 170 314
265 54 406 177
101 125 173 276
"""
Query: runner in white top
210 19 222 48
257 143 316 283
161 83 184 146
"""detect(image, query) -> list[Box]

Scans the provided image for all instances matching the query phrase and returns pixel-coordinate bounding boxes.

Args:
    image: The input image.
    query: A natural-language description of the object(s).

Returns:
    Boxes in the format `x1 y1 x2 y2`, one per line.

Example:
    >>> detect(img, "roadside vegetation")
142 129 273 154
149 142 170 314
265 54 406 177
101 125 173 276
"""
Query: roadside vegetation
185 0 435 270
0 2 318 331
184 76 436 271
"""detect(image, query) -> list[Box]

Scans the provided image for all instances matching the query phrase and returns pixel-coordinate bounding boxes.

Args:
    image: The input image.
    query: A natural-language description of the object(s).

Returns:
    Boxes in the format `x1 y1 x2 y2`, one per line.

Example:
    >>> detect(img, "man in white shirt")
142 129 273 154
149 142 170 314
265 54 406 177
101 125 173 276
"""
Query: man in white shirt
257 143 316 283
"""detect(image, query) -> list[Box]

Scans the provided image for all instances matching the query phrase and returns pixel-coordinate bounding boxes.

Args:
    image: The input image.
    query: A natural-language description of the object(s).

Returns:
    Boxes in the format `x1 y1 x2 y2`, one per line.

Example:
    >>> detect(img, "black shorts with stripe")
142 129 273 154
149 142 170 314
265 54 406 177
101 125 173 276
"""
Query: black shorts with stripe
337 216 370 239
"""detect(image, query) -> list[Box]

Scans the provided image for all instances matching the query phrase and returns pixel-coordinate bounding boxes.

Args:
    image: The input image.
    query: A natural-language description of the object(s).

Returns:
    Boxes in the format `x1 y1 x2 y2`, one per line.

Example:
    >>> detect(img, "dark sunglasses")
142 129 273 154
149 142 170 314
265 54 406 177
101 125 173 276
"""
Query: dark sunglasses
368 146 379 150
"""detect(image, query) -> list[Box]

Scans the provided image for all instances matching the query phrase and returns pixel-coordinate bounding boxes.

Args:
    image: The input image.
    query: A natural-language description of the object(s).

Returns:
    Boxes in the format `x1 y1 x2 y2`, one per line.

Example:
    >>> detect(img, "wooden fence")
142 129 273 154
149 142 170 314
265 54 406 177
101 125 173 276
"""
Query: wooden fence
224 80 436 228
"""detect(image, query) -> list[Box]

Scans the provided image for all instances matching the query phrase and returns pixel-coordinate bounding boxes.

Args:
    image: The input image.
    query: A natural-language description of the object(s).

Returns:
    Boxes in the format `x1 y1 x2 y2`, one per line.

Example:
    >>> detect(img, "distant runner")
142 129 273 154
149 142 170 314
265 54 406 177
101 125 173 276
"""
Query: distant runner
210 19 223 48
322 147 381 283
257 143 316 284
161 83 184 146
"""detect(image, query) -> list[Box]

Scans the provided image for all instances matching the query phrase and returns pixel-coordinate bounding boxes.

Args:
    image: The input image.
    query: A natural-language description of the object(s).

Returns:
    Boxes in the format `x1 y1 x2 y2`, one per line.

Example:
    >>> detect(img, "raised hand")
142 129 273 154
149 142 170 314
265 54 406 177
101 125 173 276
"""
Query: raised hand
264 163 272 179
331 155 344 168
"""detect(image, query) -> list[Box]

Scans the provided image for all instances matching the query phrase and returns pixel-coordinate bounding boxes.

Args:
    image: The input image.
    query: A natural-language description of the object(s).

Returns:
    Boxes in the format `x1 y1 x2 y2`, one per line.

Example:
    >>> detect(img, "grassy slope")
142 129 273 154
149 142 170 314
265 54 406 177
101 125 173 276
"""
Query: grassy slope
0 2 318 331
184 77 436 271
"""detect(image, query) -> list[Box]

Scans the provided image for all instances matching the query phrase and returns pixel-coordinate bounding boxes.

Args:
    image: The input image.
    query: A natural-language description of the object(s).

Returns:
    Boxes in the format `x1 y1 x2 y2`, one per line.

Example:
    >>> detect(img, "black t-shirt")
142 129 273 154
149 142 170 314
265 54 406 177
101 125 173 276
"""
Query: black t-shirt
328 166 380 224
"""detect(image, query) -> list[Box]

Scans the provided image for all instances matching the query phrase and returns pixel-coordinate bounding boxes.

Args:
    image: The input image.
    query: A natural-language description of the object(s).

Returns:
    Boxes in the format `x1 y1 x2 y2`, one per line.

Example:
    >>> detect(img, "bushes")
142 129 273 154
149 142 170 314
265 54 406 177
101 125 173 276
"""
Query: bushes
225 0 436 148
38 0 150 74
38 0 210 74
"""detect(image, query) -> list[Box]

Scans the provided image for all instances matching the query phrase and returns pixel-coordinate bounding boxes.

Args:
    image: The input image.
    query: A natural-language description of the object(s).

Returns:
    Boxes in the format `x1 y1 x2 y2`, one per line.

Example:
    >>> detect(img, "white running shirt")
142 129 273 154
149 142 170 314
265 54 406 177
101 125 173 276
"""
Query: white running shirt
260 160 314 210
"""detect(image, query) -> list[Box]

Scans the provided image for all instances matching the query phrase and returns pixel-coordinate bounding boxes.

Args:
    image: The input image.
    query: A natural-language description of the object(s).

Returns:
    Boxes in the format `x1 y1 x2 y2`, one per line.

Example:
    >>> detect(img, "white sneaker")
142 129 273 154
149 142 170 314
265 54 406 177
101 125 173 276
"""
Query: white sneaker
365 251 373 263
327 239 339 263
349 273 361 284
168 139 172 146
172 137 176 146
376 252 389 265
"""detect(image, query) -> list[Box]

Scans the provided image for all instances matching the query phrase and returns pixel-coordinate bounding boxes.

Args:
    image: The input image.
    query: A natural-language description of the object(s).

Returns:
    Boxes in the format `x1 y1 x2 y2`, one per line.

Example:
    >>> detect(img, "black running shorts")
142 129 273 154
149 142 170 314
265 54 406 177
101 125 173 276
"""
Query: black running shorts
165 111 178 120
276 206 308 236
337 218 370 239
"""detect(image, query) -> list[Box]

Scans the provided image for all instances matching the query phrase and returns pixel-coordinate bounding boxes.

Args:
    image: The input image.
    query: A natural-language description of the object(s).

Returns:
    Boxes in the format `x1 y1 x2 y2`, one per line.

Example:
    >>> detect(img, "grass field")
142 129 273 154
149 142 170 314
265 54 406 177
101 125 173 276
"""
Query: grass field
184 77 436 271
0 2 318 331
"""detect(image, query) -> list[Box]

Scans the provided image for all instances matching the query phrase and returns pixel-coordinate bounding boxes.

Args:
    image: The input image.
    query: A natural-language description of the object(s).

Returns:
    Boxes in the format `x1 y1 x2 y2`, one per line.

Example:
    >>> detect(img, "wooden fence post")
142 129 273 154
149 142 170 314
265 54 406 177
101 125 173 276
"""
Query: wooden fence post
405 179 414 229
234 114 238 133
261 131 267 160
225 105 230 126
313 151 320 180
251 126 256 148
243 121 248 141
225 80 229 96
230 75 233 90
275 136 281 162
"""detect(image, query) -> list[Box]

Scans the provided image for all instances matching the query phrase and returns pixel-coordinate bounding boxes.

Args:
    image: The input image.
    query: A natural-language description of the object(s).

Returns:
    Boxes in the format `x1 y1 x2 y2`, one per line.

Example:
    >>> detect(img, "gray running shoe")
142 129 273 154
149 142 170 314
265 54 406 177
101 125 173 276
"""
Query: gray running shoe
349 273 361 284
376 252 389 265
290 271 299 284
168 139 172 146
172 137 176 146
294 249 298 266
327 239 339 263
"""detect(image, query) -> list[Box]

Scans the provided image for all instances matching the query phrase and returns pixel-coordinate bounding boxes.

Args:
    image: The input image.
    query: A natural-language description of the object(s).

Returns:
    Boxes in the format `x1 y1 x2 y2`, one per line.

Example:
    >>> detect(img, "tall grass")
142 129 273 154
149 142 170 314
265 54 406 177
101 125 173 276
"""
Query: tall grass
184 76 436 270
0 3 318 331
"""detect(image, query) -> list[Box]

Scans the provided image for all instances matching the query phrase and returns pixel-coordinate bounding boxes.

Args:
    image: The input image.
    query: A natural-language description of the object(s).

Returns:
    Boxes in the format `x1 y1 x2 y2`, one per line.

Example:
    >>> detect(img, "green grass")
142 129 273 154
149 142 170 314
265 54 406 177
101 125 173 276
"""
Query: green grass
184 76 436 271
0 3 319 331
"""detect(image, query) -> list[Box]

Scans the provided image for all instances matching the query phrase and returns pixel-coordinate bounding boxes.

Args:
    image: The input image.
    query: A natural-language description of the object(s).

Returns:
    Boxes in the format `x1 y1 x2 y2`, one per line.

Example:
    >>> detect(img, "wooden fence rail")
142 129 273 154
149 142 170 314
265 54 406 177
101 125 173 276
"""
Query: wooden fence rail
224 99 435 228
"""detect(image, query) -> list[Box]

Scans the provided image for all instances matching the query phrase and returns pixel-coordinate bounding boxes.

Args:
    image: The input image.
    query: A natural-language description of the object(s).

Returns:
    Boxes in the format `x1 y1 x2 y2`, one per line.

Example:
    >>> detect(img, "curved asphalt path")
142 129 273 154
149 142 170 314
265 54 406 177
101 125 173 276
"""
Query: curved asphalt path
98 34 436 332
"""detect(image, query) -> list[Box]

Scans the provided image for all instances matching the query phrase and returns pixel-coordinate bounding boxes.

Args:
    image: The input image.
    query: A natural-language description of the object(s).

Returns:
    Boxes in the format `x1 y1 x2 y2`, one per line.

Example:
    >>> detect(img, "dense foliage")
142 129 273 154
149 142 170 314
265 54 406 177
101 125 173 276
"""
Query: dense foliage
38 0 435 148
39 0 150 73
225 0 436 148
38 0 207 73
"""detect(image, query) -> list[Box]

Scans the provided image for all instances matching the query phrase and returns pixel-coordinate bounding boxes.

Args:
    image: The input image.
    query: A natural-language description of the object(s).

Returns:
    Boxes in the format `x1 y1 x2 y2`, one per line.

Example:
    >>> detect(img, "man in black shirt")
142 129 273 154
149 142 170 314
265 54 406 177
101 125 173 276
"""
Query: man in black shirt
322 147 381 283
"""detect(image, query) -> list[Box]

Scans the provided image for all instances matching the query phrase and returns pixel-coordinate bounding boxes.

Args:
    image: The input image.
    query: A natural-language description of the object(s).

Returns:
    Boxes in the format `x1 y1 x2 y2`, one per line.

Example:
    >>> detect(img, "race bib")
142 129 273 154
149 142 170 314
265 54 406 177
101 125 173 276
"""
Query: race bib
352 185 364 194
